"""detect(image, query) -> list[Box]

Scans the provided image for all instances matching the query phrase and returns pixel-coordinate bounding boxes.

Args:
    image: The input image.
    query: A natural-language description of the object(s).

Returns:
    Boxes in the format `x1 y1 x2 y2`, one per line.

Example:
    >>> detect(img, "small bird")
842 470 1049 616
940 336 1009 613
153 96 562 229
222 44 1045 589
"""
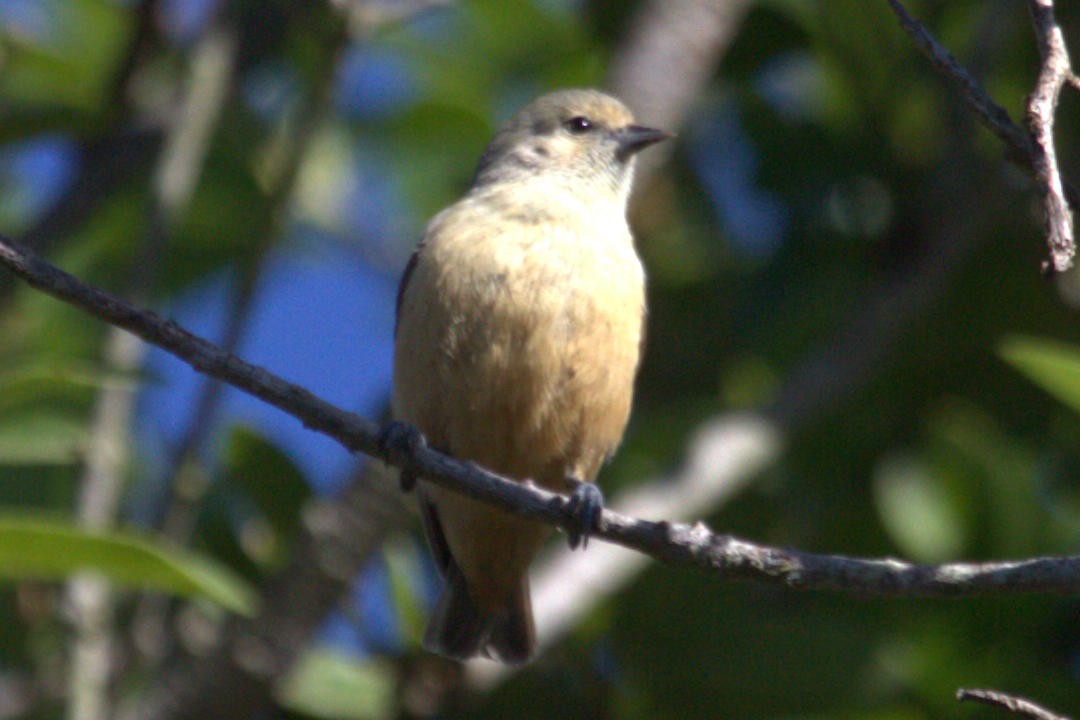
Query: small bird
392 88 667 663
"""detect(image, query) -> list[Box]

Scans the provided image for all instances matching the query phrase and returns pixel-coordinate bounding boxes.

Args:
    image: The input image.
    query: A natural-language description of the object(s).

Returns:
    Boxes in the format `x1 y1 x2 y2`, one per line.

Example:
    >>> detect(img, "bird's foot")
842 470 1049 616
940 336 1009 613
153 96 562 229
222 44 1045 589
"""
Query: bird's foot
564 477 604 550
377 421 427 493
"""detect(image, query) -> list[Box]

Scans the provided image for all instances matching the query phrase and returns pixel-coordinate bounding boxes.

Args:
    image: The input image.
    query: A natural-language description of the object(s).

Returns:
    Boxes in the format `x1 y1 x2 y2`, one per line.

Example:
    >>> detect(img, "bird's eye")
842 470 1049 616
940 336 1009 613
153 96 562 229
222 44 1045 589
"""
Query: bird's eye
564 116 593 134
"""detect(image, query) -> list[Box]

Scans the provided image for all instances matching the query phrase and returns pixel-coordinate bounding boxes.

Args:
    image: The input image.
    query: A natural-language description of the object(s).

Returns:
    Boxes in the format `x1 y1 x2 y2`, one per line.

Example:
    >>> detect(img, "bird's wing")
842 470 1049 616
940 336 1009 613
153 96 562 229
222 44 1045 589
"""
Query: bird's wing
417 486 452 576
393 245 422 338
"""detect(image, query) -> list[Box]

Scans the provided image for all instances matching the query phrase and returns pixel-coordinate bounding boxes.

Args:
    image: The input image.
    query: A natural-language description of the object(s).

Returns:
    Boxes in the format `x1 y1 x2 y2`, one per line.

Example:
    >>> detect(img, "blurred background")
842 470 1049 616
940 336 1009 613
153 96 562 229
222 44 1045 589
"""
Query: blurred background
2 0 1080 718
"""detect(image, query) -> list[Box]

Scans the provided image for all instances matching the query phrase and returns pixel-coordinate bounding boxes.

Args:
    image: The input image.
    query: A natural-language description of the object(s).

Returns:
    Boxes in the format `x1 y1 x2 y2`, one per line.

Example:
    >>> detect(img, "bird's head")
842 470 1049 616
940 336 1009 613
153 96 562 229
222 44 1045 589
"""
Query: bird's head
474 88 669 199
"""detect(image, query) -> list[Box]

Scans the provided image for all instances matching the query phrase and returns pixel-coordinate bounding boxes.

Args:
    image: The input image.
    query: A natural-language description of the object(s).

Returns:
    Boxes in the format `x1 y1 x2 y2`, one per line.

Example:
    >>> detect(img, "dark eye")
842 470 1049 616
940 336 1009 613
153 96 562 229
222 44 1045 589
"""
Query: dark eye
564 116 593 134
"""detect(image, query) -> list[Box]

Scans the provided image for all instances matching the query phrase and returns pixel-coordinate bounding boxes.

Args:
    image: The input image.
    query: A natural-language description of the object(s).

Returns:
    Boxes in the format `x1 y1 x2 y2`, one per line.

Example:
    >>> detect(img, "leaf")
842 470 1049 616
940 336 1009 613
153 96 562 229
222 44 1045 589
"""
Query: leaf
224 426 311 542
998 335 1080 415
0 0 131 112
278 648 392 720
0 359 136 413
873 453 964 562
0 412 85 465
0 516 256 614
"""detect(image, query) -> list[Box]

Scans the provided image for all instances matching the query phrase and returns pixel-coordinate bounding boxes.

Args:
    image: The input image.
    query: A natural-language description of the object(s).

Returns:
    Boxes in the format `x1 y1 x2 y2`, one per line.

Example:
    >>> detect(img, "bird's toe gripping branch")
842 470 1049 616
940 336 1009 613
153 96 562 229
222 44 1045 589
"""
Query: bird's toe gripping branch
564 478 604 550
377 420 428 492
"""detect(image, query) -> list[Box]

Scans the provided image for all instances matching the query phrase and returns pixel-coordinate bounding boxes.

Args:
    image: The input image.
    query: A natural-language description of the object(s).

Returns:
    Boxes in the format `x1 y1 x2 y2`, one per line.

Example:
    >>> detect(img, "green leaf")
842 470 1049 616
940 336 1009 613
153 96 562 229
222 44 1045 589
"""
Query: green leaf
873 453 964 562
0 412 85 465
0 516 257 614
278 648 392 720
224 426 311 542
0 0 131 112
999 335 1080 415
0 359 135 413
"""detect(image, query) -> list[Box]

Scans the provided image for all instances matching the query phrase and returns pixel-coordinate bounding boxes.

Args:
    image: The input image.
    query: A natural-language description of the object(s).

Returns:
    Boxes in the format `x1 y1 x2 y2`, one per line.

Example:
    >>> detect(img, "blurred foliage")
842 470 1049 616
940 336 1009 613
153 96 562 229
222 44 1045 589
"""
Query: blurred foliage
279 648 394 719
1001 335 1080 417
1 0 1080 718
0 517 255 613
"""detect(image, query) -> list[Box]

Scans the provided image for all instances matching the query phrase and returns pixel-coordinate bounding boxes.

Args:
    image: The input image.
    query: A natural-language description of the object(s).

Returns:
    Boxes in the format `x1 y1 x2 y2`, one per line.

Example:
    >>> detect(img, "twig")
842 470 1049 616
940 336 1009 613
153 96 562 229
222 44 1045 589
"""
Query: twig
884 0 1078 272
958 688 1071 720
1025 0 1076 273
3 233 1080 599
884 0 1033 161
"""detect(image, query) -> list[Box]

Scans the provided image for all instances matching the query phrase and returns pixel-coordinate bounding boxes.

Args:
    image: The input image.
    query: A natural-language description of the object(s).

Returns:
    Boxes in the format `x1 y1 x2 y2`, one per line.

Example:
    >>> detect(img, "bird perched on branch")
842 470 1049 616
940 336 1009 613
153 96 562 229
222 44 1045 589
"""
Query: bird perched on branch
391 88 668 663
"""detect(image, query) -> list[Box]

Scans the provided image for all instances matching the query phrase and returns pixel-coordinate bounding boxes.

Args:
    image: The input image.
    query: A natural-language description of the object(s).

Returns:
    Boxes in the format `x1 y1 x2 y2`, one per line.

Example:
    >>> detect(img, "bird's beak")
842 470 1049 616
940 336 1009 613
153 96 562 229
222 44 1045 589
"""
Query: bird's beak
615 125 671 161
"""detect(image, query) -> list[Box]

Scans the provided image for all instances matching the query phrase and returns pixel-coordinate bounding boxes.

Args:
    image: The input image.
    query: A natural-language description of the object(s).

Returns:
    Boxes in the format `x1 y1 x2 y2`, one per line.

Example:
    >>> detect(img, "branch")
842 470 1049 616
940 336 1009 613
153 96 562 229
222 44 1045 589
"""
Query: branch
131 13 345 683
885 0 1077 272
884 0 1032 160
1026 0 1076 273
3 234 1080 600
958 688 1071 720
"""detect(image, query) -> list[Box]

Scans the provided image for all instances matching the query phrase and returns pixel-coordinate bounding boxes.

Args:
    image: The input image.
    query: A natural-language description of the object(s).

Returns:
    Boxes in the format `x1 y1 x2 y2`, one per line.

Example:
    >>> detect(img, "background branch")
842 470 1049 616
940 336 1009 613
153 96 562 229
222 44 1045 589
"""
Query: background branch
885 0 1078 271
958 688 1072 720
1025 0 1076 273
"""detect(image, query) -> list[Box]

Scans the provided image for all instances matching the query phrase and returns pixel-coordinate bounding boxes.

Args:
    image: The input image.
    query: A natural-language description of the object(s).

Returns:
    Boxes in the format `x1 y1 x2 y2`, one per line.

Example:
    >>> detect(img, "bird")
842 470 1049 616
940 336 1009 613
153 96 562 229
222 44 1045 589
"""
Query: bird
391 88 668 663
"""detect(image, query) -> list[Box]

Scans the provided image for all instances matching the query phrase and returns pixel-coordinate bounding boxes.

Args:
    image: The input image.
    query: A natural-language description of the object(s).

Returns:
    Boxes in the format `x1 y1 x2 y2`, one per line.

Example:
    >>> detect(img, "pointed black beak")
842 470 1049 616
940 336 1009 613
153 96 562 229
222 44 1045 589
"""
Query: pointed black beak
614 124 671 161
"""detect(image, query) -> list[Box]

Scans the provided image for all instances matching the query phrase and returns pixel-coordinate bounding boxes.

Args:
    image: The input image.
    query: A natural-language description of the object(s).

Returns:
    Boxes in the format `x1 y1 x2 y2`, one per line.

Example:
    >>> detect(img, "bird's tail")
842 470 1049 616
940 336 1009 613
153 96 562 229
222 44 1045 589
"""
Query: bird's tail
423 564 535 664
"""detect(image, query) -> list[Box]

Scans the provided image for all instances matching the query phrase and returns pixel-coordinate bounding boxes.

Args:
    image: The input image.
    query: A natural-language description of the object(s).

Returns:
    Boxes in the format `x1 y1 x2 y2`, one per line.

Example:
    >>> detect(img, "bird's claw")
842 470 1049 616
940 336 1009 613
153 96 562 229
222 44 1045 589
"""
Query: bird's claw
377 421 427 493
565 478 604 550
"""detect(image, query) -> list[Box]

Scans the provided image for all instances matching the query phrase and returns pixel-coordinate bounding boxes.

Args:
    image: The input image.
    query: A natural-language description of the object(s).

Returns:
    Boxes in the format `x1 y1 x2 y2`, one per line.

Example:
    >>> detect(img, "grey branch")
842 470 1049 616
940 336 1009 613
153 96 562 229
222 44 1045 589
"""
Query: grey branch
957 688 1072 720
4 233 1080 600
885 0 1077 272
884 0 1032 159
1026 0 1076 273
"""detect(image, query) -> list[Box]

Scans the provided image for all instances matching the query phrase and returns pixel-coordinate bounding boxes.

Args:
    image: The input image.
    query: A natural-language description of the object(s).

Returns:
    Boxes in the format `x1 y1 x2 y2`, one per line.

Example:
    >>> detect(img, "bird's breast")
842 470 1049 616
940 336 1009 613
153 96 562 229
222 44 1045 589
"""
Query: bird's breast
399 209 644 484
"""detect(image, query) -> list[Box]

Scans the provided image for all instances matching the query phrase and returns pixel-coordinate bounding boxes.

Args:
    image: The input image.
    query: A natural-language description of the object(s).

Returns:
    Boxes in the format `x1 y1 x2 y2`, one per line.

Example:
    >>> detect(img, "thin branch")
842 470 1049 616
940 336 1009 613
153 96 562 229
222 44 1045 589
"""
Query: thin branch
0 0 163 291
885 0 1078 272
958 688 1071 720
1026 0 1076 273
469 414 781 690
3 234 1080 600
884 0 1033 160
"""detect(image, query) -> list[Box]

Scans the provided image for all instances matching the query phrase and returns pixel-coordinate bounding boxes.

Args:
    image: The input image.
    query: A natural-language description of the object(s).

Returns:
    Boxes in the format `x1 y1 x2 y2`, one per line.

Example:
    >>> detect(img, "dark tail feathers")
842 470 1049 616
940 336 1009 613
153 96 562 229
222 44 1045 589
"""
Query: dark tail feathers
423 565 535 664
